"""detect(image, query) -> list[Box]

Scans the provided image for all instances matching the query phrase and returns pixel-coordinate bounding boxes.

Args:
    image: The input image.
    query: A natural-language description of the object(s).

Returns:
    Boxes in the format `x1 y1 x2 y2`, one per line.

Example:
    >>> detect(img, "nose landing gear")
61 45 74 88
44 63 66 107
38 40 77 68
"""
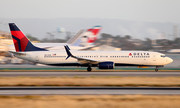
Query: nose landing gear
155 66 158 72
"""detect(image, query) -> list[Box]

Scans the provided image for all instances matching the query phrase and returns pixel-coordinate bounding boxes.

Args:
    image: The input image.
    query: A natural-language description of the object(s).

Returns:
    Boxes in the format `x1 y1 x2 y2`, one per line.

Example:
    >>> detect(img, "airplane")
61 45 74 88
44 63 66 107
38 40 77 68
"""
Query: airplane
8 24 102 51
167 49 180 54
9 23 173 72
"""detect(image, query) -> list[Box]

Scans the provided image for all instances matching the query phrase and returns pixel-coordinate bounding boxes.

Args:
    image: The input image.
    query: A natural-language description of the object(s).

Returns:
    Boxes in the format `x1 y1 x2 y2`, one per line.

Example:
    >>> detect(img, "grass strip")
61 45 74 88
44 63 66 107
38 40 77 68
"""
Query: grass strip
0 95 180 108
0 76 180 87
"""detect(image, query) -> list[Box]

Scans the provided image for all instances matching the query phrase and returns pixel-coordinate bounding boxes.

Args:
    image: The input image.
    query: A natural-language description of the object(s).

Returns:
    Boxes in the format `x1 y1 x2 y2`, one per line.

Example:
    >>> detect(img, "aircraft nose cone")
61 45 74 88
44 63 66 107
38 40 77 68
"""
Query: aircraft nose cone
167 57 173 64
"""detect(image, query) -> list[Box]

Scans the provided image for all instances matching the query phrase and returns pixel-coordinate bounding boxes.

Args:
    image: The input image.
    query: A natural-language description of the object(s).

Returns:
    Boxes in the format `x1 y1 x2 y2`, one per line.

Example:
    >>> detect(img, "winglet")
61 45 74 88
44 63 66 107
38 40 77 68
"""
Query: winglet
64 45 72 60
66 45 71 50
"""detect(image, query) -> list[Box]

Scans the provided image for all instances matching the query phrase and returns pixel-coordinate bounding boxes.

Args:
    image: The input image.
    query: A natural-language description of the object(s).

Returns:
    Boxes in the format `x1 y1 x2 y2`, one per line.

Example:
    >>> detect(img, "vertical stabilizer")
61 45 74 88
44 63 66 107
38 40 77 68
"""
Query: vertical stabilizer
71 25 102 47
9 23 47 52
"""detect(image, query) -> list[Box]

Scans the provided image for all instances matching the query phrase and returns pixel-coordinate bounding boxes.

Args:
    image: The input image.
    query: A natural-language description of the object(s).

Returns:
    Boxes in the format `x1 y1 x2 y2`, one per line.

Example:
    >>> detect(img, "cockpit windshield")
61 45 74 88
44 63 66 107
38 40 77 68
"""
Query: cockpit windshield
161 55 166 57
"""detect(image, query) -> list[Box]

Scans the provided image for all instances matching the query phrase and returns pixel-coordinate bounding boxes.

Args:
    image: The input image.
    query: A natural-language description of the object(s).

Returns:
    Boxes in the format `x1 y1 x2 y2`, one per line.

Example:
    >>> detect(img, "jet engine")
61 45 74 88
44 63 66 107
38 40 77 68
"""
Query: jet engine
98 62 114 69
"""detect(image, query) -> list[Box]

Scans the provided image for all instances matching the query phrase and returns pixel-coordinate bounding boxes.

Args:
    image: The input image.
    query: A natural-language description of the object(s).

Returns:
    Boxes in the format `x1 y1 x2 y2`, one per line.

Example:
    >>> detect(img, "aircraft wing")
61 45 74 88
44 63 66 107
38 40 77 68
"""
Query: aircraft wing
72 56 99 64
64 45 100 64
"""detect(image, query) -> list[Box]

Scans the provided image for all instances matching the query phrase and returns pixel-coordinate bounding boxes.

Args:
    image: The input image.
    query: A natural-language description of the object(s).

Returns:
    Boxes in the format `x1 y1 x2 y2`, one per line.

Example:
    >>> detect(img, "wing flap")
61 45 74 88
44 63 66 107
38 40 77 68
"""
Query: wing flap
76 57 99 64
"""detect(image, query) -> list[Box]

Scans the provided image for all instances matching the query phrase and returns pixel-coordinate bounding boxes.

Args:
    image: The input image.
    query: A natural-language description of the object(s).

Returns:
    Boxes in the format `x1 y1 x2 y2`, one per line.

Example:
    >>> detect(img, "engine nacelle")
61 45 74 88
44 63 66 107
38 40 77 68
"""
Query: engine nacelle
98 62 114 69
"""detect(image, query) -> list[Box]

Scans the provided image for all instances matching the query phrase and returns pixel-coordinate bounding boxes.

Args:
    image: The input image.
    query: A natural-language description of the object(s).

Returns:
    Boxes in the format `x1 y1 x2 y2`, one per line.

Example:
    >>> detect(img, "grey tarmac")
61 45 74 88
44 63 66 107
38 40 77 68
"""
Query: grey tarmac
0 87 180 95
0 71 180 77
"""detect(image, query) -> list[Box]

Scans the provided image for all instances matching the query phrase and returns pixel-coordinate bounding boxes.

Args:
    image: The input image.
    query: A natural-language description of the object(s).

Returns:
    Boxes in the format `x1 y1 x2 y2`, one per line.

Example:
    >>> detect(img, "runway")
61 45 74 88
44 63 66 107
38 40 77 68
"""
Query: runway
0 72 180 77
0 87 180 95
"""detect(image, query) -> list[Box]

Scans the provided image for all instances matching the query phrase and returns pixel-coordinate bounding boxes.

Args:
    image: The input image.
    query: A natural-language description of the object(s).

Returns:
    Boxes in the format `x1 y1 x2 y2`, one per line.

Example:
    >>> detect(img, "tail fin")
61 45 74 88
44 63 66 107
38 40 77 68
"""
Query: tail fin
71 25 102 47
86 25 101 43
9 23 47 52
66 29 84 44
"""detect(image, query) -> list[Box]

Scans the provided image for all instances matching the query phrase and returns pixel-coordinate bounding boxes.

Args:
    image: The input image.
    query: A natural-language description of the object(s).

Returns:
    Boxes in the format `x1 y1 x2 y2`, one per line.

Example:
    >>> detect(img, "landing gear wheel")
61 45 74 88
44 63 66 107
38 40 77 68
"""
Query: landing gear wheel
155 68 158 72
87 67 92 72
155 66 159 72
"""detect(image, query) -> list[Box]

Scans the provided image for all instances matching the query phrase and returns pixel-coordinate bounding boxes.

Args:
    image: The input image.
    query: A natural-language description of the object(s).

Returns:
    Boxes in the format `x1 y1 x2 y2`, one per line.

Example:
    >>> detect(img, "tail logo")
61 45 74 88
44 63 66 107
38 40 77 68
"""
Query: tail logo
87 26 101 43
11 30 29 52
9 23 47 52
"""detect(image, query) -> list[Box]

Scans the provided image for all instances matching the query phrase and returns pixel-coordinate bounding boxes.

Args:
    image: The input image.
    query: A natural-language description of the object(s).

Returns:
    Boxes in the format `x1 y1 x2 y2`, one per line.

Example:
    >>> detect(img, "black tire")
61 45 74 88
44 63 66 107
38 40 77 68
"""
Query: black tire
155 68 158 72
87 67 92 72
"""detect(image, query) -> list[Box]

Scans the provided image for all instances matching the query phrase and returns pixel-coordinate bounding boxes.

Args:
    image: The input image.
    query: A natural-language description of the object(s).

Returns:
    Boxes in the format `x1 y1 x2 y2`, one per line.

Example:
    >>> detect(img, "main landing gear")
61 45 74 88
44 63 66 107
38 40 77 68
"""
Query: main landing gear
87 66 92 72
155 66 158 72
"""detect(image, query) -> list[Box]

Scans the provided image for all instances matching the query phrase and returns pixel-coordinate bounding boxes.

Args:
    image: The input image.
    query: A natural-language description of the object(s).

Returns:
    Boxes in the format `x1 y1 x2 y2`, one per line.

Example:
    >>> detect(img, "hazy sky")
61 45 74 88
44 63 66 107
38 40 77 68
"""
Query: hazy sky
1 0 180 23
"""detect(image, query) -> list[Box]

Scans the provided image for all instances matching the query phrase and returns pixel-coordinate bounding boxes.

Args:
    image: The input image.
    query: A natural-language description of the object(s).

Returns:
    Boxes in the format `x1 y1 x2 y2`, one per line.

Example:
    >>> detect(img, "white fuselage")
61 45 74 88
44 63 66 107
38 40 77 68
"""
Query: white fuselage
168 49 180 53
14 50 173 67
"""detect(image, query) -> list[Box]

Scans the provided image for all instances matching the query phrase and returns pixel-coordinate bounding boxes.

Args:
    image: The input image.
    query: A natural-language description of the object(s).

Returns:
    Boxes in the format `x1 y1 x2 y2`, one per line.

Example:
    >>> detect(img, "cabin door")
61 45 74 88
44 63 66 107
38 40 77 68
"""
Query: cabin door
153 54 156 61
35 54 39 62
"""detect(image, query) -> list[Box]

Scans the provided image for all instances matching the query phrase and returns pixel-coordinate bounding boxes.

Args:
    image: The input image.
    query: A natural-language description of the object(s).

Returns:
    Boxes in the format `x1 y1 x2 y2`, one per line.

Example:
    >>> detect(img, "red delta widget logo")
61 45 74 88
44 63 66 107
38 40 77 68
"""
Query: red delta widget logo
129 53 150 56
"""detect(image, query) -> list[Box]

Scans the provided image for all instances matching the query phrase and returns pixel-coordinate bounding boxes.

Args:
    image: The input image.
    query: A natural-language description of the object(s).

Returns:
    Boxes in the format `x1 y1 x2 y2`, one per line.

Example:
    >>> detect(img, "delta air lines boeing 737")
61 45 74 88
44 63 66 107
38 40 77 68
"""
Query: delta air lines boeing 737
9 23 173 72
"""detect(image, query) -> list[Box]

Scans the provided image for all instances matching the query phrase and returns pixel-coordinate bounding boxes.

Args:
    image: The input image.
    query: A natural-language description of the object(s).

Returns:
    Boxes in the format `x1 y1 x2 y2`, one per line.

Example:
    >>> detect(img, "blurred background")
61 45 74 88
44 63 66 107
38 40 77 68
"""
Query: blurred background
0 0 180 79
1 0 180 108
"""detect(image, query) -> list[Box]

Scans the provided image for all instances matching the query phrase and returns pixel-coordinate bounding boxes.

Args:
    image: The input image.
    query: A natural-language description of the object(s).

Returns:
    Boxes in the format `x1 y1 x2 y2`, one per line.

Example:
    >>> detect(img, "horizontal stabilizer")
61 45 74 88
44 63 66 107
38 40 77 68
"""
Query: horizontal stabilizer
9 51 26 56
